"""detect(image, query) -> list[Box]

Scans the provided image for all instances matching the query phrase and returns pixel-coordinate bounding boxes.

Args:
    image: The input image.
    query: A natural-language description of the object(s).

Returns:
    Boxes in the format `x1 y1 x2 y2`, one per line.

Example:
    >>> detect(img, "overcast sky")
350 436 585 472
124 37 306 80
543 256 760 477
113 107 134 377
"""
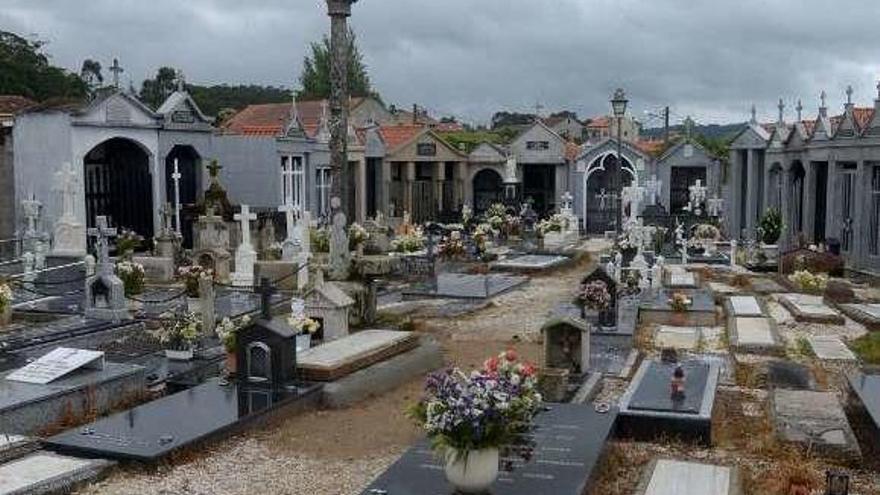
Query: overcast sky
3 0 880 127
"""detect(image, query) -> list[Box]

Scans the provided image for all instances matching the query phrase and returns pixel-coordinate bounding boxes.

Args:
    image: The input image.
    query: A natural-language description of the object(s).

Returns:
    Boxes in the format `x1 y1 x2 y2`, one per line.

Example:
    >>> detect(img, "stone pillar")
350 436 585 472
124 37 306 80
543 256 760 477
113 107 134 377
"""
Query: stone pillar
198 275 215 335
826 160 837 243
356 157 367 223
404 161 416 216
381 160 391 217
780 165 791 247
325 0 356 220
802 162 816 244
745 149 758 236
456 162 468 210
433 162 445 215
854 160 868 261
726 154 740 238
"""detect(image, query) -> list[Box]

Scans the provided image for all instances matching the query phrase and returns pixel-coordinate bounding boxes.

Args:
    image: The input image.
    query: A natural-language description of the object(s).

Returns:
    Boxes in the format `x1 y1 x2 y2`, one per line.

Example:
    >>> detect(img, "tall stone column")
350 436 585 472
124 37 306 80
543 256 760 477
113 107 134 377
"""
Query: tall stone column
745 149 758 236
433 162 445 215
826 160 837 244
325 0 357 220
381 160 391 217
802 162 816 243
780 164 791 247
456 162 468 210
404 161 416 216
356 157 367 223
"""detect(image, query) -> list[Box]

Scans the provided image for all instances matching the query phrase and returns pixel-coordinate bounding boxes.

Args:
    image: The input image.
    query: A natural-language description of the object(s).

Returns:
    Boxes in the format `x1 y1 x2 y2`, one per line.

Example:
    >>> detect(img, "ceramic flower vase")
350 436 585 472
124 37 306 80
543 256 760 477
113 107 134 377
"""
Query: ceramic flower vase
444 448 499 494
296 334 312 352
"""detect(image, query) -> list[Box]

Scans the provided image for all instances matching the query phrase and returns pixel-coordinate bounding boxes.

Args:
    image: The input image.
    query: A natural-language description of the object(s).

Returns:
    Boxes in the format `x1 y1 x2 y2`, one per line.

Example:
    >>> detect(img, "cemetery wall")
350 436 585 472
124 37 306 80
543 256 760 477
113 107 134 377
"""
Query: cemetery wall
0 126 14 242
212 135 283 208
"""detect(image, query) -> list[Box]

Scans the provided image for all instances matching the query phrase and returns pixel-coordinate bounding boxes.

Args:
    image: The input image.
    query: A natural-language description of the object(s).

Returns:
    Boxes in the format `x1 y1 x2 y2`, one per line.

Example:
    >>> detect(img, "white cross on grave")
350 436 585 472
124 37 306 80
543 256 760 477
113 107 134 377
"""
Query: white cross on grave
689 179 707 215
645 175 662 205
21 195 42 237
52 162 79 221
234 205 257 250
171 158 182 235
598 188 610 211
707 195 724 218
87 216 117 267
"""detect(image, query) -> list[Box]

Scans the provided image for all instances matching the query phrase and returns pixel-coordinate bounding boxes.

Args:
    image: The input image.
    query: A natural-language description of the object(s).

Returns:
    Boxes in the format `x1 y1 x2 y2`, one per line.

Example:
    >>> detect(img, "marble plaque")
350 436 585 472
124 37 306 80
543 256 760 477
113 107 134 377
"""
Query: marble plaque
734 318 775 346
729 296 762 317
6 348 104 385
0 452 112 494
643 459 733 495
807 335 856 361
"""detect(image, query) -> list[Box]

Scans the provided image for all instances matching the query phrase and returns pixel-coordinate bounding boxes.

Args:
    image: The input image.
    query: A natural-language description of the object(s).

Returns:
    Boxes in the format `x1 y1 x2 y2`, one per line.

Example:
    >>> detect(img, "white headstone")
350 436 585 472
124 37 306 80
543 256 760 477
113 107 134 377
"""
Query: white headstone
51 162 86 256
232 205 258 287
6 347 105 384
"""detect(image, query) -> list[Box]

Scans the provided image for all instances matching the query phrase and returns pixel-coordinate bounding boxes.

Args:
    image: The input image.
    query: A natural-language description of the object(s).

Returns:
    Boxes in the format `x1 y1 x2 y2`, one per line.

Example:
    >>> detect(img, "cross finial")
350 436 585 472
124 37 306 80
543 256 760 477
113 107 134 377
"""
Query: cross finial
876 80 880 101
820 90 827 109
285 90 304 137
777 98 785 124
206 159 222 179
176 70 186 92
749 104 757 124
796 99 803 121
846 85 854 105
684 115 694 139
109 58 124 89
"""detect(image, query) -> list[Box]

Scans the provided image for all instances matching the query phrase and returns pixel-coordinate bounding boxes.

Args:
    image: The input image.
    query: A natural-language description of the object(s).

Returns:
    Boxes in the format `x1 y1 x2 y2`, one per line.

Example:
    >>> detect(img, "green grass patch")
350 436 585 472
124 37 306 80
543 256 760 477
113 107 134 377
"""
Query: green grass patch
850 332 880 364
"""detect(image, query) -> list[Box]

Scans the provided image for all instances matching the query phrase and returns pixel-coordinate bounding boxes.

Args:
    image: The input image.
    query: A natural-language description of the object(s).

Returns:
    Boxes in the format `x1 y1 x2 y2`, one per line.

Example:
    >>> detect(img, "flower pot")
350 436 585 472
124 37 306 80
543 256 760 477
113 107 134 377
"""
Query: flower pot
225 351 237 374
165 348 194 361
444 448 499 493
187 297 202 314
296 334 312 352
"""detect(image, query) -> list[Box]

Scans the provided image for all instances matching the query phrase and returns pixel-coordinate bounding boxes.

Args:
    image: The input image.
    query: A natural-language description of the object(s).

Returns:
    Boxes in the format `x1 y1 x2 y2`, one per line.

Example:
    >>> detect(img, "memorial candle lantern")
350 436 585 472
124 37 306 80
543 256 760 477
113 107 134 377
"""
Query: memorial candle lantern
670 365 686 399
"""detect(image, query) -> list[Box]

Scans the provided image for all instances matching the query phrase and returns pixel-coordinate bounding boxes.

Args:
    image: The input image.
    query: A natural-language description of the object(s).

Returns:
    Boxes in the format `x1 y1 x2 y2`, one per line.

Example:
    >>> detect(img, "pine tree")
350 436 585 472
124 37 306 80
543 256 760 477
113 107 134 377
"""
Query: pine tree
298 29 373 100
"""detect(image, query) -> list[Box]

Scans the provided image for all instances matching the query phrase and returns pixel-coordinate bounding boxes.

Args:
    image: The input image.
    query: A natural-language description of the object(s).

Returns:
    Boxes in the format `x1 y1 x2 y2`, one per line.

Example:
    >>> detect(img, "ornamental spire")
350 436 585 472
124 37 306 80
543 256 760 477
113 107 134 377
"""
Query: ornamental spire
749 104 757 124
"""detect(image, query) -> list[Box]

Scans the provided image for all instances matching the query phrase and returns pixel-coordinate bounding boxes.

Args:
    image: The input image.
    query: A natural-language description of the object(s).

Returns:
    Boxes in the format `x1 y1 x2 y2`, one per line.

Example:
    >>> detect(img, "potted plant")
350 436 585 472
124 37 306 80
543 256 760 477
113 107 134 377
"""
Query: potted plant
348 222 369 256
575 280 612 324
391 228 426 254
177 265 213 312
0 280 12 327
438 230 467 261
758 208 783 246
287 314 320 351
115 260 145 296
215 315 252 373
472 223 495 254
408 350 542 493
690 224 720 256
153 311 202 360
116 228 144 260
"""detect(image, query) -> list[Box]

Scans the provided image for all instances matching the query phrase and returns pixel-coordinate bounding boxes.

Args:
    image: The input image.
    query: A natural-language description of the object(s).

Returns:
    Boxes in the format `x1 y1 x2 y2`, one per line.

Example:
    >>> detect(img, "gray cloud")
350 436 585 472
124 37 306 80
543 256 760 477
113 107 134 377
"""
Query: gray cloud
2 0 879 126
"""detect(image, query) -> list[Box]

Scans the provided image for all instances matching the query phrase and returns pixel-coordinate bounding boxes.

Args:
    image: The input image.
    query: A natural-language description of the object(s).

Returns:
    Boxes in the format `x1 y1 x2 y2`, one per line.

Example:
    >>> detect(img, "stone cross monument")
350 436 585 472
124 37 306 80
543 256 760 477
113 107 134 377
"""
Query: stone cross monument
84 216 129 322
51 162 86 256
231 205 258 287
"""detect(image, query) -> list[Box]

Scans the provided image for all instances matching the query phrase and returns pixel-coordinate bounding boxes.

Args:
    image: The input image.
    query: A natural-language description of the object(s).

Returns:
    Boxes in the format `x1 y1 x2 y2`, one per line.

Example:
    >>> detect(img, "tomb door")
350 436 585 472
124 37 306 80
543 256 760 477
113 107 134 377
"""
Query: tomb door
246 342 271 383
670 166 706 214
837 167 857 253
584 155 632 234
412 164 435 223
165 145 201 248
472 168 503 214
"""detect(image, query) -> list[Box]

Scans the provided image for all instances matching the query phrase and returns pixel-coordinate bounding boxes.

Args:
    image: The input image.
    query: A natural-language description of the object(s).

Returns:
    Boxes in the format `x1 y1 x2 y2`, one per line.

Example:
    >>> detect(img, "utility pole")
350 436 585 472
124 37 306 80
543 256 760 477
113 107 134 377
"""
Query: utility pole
664 106 670 145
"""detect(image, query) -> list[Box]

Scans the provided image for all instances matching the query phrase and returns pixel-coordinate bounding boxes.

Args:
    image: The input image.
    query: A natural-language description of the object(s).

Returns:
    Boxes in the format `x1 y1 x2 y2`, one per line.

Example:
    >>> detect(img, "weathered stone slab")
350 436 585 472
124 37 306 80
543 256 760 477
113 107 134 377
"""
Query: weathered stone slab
665 270 697 289
654 326 700 350
807 335 856 361
637 459 740 495
730 317 782 354
494 254 568 272
838 303 880 330
749 278 785 294
0 452 113 495
707 282 738 303
6 347 105 385
297 330 418 381
132 255 174 282
728 296 763 317
848 371 880 430
778 293 844 325
639 289 717 327
772 389 860 459
254 260 298 290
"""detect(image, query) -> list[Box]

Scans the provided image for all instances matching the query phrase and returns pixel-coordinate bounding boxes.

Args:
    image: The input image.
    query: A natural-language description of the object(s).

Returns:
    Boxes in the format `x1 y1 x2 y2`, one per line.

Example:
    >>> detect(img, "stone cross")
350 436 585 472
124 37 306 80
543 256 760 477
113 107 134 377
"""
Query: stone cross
207 160 222 182
820 90 827 109
234 205 257 250
645 175 662 205
278 202 298 242
109 58 123 88
796 99 803 121
846 85 853 105
21 195 42 237
777 98 785 124
688 179 707 214
598 188 611 211
52 162 78 221
749 104 757 124
171 158 182 235
87 216 117 268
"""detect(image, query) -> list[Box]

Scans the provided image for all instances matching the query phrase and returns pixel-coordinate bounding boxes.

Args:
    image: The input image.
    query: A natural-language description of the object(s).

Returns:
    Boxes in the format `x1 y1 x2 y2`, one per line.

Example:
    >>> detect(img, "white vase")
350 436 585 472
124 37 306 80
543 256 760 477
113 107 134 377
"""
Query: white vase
165 348 194 361
444 448 499 494
296 334 312 353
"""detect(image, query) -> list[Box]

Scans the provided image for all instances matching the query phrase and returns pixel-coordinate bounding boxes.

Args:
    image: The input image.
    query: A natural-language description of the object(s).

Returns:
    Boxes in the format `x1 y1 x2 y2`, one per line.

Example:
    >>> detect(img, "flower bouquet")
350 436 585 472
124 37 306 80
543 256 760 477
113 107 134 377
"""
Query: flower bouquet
287 314 321 351
115 260 145 296
669 292 692 312
408 350 541 493
177 265 213 298
439 231 467 260
0 281 12 326
153 311 202 359
391 227 426 254
788 269 828 294
537 214 567 236
216 315 252 373
348 222 369 251
576 280 611 311
116 228 144 258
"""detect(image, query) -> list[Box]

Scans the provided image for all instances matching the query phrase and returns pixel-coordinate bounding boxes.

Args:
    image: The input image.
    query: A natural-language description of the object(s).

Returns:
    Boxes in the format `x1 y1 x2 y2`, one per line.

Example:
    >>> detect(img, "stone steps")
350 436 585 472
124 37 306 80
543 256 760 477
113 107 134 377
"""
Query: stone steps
0 451 113 495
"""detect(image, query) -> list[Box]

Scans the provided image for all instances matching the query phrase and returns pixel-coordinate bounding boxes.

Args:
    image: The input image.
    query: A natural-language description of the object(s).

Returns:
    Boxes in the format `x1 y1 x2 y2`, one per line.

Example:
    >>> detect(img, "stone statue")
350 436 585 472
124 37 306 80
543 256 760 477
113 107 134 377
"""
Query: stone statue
504 153 518 183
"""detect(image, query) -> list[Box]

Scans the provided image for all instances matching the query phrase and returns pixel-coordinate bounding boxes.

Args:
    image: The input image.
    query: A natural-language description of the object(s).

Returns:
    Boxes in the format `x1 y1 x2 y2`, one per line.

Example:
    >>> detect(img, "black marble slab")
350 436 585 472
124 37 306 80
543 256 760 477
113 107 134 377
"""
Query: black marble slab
45 379 321 461
628 361 709 414
849 372 880 429
766 361 815 390
360 403 617 495
638 288 715 312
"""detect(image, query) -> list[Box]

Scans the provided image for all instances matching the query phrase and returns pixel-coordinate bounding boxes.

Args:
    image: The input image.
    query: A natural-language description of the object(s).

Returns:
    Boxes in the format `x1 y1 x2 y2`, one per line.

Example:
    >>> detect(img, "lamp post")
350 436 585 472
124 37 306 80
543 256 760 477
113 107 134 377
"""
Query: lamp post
611 88 628 234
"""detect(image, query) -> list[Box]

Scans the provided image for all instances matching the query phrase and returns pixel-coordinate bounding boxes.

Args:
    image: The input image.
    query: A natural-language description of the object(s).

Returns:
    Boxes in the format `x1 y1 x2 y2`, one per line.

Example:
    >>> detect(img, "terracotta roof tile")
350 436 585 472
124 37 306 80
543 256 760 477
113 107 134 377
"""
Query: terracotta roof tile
378 125 424 150
564 141 581 161
0 95 36 115
223 97 369 136
586 116 610 128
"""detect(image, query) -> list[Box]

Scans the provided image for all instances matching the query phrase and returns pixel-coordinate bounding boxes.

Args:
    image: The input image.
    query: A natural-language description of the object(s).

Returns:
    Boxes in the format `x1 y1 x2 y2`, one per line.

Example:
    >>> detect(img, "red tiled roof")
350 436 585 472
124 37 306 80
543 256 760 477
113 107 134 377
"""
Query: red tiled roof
564 141 581 161
586 116 610 128
223 97 369 137
379 125 424 150
634 138 665 157
853 107 874 130
0 95 36 115
434 121 464 132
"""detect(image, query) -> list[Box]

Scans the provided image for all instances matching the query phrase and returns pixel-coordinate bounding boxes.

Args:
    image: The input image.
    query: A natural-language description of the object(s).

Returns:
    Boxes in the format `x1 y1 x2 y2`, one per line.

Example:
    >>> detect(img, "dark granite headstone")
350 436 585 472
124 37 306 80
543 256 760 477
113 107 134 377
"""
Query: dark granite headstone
848 372 880 429
45 379 320 461
360 403 617 495
766 361 815 390
628 362 709 414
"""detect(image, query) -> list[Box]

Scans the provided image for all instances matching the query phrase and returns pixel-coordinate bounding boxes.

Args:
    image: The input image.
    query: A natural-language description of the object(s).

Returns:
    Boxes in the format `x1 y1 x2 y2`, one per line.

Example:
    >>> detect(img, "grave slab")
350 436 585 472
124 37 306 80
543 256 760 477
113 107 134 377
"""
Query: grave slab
765 361 815 390
297 330 419 381
665 270 698 289
707 282 738 303
778 293 844 325
6 347 105 385
654 326 700 350
772 389 860 459
0 452 114 495
636 459 741 495
639 289 716 327
848 372 880 431
493 254 569 272
730 317 782 354
360 403 617 495
0 362 145 435
618 360 720 444
838 303 880 331
403 273 529 300
727 296 763 317
807 335 856 361
45 379 321 461
749 278 785 294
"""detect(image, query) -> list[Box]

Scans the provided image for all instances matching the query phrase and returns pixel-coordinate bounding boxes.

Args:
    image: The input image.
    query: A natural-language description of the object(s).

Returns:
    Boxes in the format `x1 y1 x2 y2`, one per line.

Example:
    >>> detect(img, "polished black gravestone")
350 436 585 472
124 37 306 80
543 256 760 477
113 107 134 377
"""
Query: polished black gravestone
46 379 321 461
618 360 720 445
849 372 880 429
360 403 617 495
766 361 815 390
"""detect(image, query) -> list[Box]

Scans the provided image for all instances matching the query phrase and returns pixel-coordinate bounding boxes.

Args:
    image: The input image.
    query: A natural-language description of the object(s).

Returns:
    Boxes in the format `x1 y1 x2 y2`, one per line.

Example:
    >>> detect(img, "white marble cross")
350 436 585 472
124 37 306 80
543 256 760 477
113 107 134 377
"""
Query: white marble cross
52 162 79 221
234 205 257 249
645 175 662 205
278 201 298 242
171 158 182 235
21 195 42 237
688 179 707 214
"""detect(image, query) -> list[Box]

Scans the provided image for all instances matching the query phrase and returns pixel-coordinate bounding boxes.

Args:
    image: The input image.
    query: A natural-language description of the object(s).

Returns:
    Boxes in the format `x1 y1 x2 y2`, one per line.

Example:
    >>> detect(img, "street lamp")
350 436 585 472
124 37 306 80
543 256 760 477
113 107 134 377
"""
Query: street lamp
610 88 628 234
